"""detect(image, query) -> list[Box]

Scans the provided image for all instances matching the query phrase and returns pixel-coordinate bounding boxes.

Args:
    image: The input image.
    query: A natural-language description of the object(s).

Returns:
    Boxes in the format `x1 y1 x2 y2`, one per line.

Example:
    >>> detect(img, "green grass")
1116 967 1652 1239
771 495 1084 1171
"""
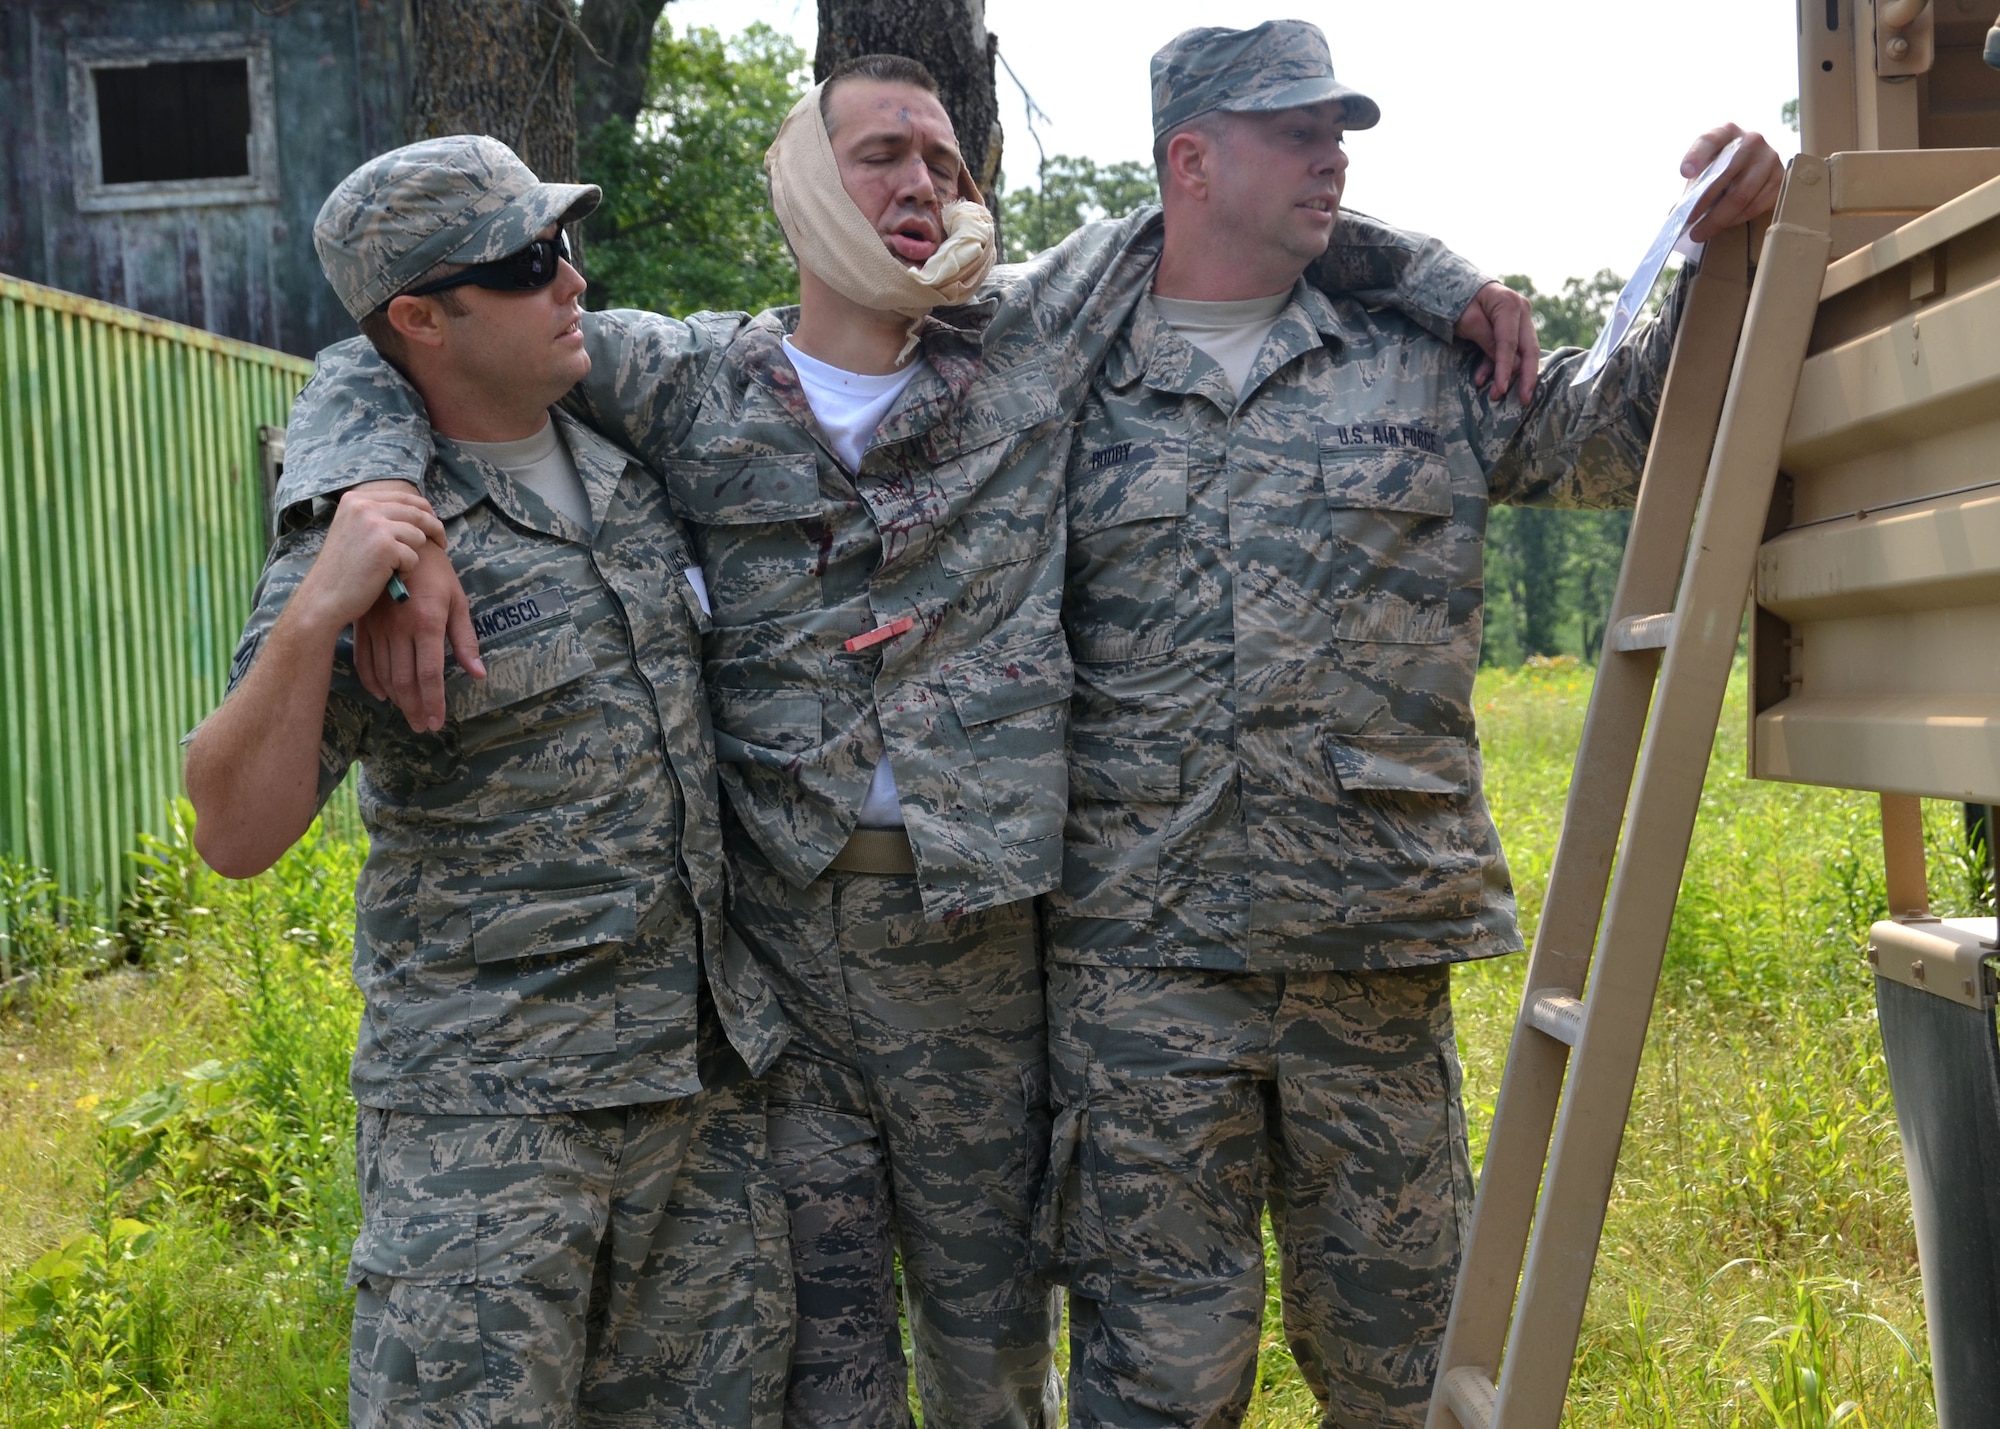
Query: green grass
0 665 1963 1425
1 808 362 1426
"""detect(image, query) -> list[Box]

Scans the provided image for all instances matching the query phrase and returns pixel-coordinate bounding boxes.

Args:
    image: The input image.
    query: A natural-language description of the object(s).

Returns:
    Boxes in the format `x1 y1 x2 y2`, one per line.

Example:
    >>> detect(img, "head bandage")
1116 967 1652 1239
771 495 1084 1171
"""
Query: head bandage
764 84 995 358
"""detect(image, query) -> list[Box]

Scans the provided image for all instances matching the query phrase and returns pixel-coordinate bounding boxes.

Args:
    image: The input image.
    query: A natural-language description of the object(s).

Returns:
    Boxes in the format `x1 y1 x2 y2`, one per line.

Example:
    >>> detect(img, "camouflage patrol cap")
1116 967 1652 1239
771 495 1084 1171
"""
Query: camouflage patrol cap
313 135 600 322
1151 20 1380 139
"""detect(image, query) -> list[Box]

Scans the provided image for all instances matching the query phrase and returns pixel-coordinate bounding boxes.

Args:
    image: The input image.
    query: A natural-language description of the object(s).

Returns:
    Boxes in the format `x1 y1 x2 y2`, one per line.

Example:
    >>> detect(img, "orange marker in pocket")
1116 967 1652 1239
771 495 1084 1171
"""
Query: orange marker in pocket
843 615 915 653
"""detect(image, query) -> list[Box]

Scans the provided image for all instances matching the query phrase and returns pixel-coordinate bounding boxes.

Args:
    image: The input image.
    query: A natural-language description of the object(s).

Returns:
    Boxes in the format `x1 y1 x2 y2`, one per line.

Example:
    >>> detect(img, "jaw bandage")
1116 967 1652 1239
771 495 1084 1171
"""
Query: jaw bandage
764 84 996 360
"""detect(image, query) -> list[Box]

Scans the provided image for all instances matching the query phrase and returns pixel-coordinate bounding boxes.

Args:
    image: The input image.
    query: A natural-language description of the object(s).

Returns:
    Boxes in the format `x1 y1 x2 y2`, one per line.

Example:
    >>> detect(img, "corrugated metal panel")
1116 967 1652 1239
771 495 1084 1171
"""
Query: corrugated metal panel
0 271 319 912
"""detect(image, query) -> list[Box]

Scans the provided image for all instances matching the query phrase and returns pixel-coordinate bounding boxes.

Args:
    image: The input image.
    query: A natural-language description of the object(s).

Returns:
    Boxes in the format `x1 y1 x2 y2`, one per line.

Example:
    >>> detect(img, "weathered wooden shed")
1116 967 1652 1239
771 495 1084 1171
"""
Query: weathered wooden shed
0 0 411 359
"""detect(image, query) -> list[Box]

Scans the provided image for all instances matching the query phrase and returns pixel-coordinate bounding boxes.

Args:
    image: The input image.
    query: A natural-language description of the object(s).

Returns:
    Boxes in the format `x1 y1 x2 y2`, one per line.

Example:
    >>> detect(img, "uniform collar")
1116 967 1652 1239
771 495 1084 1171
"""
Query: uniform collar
1101 272 1361 408
431 408 631 543
736 299 998 456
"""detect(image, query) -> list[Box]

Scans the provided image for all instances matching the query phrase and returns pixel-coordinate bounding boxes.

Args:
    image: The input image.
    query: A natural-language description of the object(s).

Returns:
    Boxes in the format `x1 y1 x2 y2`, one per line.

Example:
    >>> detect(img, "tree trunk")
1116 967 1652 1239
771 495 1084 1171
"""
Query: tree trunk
407 0 578 183
574 0 671 139
815 0 1004 203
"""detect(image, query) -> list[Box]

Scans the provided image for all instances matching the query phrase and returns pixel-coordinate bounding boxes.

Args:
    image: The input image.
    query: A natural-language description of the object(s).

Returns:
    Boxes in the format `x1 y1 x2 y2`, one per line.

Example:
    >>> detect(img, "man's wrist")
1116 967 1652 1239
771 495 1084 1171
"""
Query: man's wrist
271 575 360 658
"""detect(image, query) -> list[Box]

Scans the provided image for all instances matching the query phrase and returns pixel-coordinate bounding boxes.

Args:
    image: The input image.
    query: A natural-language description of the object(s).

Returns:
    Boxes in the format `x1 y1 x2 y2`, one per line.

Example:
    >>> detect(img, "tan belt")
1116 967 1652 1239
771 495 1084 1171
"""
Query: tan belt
827 827 917 876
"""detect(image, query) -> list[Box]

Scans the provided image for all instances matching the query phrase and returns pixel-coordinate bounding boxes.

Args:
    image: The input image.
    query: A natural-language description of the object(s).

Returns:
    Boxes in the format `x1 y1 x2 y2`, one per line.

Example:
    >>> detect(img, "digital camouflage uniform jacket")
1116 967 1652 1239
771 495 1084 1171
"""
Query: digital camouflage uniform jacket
1047 267 1691 972
271 212 1492 924
228 412 785 1111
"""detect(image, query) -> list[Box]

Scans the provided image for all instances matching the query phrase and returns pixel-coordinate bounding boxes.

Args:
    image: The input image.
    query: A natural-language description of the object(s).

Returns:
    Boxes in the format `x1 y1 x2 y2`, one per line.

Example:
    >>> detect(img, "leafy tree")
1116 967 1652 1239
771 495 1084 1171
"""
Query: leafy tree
408 0 578 182
998 156 1159 262
578 23 809 315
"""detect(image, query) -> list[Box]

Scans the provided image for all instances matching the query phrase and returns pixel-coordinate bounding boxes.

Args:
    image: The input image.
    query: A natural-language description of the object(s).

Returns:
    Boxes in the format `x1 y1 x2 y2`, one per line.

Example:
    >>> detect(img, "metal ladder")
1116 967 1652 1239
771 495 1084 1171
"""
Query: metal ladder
1426 154 1835 1429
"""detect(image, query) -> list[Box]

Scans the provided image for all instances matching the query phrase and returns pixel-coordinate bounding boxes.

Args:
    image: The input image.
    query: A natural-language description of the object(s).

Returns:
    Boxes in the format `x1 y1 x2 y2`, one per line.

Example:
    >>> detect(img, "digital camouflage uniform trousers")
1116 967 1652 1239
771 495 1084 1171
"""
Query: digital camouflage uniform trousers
228 414 793 1427
273 211 1493 1429
1042 267 1693 1426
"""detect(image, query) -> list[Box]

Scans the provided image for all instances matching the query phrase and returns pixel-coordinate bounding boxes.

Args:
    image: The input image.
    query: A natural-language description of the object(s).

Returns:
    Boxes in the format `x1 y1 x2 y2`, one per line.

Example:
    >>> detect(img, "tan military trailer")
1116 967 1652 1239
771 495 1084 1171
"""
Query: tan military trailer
1427 4 2000 1426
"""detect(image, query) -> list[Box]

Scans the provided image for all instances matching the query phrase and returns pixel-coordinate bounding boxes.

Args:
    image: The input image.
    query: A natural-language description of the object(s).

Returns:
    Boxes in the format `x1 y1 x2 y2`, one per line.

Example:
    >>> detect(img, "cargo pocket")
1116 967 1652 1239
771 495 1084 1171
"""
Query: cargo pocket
1320 434 1457 645
1033 1038 1096 1283
744 1174 797 1414
346 1212 484 1419
348 1206 580 1424
451 882 640 1060
1050 734 1182 920
1329 734 1484 923
941 633 1072 849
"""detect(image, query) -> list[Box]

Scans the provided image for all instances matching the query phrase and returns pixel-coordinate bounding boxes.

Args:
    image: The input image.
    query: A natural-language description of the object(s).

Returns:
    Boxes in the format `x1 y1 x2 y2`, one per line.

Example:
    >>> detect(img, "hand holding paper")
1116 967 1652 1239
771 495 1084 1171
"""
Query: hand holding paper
1574 123 1783 386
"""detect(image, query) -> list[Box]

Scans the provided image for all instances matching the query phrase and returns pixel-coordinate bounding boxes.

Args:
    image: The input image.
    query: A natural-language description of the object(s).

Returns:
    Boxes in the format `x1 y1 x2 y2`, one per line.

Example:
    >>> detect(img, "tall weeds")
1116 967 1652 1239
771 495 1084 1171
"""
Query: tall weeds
0 668 1954 1426
2 808 360 1426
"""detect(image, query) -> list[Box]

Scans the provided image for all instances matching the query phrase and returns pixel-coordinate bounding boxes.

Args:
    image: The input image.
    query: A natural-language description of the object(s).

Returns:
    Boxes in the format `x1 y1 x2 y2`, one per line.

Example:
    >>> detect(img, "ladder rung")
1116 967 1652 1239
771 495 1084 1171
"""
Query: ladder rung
1612 612 1675 651
1442 1366 1497 1429
1526 989 1587 1047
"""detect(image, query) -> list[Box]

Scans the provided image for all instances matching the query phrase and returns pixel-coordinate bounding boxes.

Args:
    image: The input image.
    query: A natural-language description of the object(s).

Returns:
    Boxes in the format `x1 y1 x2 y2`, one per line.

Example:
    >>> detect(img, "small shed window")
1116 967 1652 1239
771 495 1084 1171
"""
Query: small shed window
95 59 253 185
67 36 278 213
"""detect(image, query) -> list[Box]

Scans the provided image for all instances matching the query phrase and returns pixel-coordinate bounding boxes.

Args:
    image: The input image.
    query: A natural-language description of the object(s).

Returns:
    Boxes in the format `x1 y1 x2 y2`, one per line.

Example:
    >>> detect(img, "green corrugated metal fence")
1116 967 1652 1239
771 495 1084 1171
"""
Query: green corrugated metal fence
0 272 315 915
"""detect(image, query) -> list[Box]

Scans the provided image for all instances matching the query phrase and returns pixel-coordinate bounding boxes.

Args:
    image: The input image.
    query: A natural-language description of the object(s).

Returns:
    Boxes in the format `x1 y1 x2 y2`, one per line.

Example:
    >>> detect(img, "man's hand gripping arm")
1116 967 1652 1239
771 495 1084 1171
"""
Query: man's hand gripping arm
274 314 725 730
1311 211 1541 404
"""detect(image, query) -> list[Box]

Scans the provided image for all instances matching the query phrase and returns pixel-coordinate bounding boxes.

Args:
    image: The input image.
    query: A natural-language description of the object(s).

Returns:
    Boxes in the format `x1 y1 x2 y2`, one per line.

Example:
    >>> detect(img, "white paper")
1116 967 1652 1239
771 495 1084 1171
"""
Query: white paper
683 565 712 615
1572 137 1743 386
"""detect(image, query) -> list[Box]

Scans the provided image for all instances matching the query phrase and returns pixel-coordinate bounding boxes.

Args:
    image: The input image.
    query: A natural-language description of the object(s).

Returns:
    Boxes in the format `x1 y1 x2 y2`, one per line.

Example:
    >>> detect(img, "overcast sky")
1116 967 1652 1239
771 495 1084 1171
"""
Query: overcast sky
668 0 1804 292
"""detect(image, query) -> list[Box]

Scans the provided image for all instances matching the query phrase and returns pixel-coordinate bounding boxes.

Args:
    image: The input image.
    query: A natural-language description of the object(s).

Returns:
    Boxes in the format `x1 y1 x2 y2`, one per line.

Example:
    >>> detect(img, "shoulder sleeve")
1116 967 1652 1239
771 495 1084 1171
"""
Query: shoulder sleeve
274 311 739 525
216 527 371 812
1308 209 1495 342
981 208 1163 402
273 338 435 526
560 309 741 463
1477 264 1693 510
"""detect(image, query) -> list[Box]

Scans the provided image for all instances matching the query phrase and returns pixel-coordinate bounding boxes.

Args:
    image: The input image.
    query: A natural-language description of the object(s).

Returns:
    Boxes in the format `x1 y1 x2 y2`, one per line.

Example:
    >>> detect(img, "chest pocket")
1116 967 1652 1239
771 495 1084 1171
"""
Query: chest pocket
928 362 1062 578
922 360 1058 464
664 454 827 621
1319 428 1457 645
441 591 623 817
1065 438 1188 665
447 590 595 724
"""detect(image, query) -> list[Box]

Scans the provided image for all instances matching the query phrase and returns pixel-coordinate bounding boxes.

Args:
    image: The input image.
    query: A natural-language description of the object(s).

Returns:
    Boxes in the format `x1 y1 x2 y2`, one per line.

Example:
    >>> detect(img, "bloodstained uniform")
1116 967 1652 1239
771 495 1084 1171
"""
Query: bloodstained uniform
271 212 1494 1429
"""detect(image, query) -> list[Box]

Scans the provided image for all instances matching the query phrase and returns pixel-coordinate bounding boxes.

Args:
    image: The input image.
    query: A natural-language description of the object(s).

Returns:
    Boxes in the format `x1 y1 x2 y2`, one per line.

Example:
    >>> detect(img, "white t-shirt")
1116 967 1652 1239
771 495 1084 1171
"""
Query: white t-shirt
782 336 926 472
782 337 928 829
456 418 711 615
1151 289 1295 400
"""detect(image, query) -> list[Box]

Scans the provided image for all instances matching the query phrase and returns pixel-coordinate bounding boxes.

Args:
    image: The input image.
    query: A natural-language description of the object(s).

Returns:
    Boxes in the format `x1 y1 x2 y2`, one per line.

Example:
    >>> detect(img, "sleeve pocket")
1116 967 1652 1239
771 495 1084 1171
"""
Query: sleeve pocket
1328 734 1471 796
1069 734 1183 803
469 882 640 966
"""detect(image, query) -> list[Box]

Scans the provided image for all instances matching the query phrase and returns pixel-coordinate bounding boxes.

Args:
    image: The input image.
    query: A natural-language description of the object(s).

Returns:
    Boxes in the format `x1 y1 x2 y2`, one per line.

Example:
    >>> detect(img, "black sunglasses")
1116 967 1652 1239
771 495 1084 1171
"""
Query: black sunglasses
398 233 572 303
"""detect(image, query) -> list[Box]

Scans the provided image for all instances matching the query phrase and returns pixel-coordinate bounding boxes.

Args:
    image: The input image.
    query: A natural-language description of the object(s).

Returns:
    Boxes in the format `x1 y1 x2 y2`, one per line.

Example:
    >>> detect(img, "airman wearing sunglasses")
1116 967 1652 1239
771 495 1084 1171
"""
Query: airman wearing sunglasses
253 60 1530 1427
184 137 794 1429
